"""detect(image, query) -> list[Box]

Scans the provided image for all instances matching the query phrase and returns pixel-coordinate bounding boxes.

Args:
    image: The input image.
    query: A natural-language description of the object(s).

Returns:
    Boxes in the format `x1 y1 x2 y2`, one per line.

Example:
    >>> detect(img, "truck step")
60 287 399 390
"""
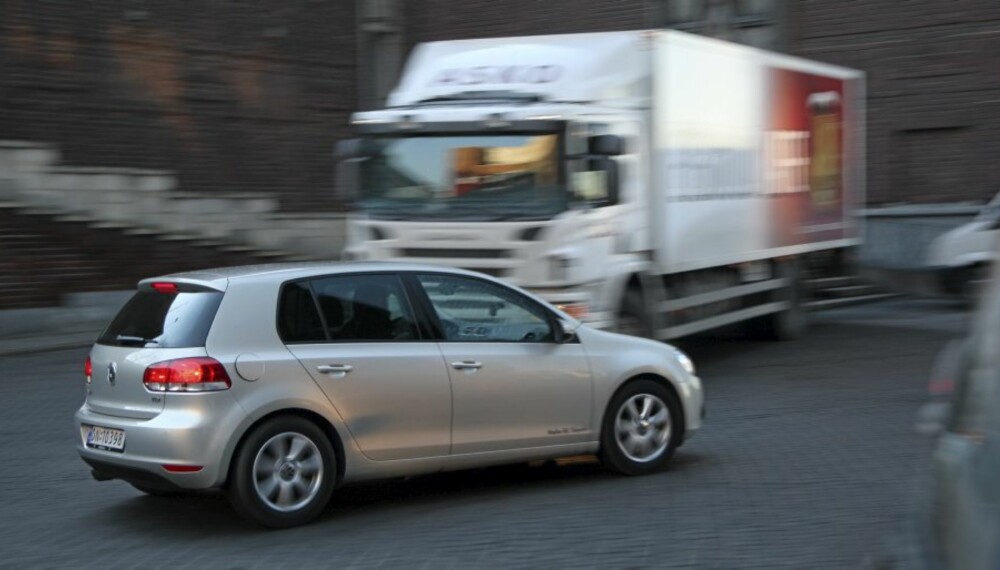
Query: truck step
805 275 859 290
806 293 898 312
815 284 883 299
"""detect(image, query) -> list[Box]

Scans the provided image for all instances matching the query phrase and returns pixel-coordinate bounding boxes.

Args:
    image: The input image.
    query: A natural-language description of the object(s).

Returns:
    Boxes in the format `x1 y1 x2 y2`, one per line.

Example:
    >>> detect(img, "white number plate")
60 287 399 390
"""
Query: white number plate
84 425 126 452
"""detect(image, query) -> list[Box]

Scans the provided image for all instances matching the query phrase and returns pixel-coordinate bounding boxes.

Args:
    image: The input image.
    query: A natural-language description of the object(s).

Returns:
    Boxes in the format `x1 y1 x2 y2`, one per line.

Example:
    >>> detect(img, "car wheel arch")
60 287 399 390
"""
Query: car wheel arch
224 407 346 488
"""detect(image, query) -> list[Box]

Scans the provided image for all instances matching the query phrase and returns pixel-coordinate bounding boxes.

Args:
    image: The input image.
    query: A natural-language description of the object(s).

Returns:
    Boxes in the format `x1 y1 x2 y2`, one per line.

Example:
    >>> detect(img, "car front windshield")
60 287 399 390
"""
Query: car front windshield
355 134 569 221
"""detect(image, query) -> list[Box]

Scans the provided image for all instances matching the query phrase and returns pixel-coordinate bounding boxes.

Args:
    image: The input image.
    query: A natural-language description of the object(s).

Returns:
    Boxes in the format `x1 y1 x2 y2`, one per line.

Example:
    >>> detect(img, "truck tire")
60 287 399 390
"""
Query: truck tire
617 289 654 338
600 378 682 476
747 260 807 341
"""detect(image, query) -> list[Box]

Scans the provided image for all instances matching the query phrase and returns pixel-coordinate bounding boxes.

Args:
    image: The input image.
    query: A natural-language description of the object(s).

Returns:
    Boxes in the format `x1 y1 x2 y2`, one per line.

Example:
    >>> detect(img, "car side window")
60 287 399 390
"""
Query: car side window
416 274 554 342
277 282 326 343
309 274 420 342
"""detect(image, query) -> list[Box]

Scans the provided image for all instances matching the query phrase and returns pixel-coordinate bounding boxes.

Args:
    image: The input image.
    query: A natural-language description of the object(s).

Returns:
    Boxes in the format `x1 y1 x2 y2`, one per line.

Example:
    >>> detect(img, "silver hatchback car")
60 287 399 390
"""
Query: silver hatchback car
77 263 704 527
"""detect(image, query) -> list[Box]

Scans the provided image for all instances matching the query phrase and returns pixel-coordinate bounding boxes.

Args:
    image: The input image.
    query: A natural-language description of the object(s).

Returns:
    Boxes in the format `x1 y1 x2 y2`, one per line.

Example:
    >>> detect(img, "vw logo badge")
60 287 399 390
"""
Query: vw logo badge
107 362 118 386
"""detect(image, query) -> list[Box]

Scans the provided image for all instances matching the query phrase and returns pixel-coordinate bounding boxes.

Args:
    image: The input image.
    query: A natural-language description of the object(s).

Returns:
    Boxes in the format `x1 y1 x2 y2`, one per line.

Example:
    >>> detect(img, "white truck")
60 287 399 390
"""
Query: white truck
336 30 865 340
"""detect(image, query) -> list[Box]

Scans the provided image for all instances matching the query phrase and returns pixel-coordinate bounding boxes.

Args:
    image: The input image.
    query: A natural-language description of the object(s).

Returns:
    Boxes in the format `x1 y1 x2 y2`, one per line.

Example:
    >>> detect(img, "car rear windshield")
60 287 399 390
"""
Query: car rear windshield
97 290 224 348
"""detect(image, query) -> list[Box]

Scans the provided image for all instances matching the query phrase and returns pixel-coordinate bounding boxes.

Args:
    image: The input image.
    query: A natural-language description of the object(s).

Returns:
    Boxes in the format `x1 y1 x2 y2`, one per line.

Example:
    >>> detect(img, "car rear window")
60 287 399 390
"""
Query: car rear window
97 290 224 348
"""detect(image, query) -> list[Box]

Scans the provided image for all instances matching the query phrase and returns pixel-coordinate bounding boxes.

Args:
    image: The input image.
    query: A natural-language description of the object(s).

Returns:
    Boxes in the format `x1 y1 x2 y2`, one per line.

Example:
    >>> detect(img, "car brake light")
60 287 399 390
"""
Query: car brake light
84 356 92 384
150 282 179 294
143 357 231 392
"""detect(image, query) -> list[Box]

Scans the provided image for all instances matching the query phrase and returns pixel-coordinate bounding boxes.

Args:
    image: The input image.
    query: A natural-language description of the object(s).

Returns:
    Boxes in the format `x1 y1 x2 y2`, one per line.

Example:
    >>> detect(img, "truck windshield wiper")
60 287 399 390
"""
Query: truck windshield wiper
115 335 160 346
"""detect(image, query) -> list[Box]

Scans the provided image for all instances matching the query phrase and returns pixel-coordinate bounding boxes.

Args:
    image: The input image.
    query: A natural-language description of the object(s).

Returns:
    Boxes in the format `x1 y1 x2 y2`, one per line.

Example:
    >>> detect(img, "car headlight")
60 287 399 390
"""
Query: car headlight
675 349 696 375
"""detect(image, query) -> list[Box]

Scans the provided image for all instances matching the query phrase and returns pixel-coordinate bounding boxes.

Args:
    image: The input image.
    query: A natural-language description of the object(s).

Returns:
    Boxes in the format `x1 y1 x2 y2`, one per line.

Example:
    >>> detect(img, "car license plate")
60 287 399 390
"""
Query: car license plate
84 425 126 452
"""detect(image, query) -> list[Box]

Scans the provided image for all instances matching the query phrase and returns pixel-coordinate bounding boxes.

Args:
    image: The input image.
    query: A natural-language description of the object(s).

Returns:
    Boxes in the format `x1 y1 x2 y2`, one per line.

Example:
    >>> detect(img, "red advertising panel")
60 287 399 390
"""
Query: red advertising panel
768 68 847 248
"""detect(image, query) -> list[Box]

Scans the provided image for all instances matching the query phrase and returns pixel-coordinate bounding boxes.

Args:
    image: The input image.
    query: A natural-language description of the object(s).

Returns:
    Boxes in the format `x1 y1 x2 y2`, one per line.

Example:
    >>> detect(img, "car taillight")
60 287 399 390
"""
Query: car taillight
84 356 92 384
143 357 231 392
150 282 179 294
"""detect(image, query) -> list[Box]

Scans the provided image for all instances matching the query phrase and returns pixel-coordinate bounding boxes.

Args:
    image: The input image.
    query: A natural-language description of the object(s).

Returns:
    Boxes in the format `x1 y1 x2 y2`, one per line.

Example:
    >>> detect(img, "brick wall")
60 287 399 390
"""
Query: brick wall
0 0 357 212
0 206 279 309
405 0 652 42
788 0 1000 205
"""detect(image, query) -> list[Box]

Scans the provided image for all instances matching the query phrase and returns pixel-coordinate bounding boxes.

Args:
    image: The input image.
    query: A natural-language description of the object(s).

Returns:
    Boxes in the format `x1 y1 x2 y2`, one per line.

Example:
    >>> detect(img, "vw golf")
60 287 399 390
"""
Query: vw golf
76 263 704 528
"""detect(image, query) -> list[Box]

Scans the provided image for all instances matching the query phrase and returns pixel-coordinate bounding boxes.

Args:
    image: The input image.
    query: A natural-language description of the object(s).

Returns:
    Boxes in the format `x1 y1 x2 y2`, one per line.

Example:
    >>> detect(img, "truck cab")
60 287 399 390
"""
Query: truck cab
338 33 654 329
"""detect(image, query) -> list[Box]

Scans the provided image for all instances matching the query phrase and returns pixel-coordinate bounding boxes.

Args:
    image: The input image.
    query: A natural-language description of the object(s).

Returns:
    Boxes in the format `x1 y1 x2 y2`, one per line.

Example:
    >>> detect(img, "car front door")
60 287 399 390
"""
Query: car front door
281 273 452 461
413 273 593 455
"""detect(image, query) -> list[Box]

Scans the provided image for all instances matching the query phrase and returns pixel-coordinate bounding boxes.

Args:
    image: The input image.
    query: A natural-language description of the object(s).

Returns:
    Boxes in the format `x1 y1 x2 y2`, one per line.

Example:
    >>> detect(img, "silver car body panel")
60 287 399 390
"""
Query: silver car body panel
76 262 703 490
288 342 453 460
441 342 594 454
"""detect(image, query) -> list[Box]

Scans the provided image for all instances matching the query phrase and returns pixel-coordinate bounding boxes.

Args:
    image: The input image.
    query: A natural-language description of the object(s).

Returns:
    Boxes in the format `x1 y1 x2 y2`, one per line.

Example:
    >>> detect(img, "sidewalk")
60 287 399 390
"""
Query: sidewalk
0 291 128 357
0 331 98 357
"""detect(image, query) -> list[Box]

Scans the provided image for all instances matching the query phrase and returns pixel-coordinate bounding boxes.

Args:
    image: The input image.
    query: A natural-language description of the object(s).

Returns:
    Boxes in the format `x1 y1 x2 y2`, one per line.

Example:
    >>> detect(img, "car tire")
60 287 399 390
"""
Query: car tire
600 379 682 476
227 416 337 529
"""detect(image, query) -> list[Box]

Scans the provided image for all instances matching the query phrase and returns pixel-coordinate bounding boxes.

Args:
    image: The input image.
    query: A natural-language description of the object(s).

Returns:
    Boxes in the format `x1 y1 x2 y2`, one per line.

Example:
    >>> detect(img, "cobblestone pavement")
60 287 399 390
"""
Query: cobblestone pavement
0 299 969 569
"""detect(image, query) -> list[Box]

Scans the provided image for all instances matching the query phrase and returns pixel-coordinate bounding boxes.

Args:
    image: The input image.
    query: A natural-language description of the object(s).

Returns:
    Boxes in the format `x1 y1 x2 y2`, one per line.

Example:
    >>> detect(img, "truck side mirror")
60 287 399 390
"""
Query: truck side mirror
589 134 625 156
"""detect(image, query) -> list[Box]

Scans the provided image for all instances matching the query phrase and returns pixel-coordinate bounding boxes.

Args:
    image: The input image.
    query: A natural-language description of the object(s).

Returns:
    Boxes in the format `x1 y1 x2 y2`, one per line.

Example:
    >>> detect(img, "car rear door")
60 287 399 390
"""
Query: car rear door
281 273 452 461
412 273 593 455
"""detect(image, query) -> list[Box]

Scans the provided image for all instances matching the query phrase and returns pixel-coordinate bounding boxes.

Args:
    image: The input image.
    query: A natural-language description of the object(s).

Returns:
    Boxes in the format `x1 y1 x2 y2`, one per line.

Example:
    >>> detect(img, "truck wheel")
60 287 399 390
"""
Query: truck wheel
747 260 807 341
600 379 682 476
617 290 654 338
227 416 337 528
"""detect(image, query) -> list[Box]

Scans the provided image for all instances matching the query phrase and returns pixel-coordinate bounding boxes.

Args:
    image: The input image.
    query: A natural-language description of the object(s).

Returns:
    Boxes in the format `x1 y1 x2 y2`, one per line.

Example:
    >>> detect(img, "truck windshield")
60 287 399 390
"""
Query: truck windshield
355 134 569 221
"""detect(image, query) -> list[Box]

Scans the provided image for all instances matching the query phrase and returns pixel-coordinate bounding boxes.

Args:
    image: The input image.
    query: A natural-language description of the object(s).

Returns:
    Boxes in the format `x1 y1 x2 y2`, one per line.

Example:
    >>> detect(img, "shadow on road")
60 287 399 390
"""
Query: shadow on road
95 451 710 535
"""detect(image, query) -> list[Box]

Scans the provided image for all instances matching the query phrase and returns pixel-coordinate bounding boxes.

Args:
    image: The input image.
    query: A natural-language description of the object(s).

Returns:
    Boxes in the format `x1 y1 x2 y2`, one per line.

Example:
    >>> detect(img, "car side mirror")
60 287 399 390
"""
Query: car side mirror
557 320 580 343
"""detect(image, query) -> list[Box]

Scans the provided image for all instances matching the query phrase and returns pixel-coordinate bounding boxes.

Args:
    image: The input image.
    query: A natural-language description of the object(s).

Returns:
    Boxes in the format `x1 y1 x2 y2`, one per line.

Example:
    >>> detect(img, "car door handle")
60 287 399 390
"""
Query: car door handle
317 364 353 375
450 361 483 371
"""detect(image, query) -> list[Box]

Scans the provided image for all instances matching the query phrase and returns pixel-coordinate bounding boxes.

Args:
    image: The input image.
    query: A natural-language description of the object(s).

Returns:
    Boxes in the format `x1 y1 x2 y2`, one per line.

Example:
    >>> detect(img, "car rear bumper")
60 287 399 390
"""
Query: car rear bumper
75 393 247 490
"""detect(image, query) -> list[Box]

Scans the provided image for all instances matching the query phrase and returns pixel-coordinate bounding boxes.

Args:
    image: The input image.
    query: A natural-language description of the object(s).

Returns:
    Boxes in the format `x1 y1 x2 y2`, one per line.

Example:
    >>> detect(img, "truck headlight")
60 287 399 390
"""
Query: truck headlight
675 349 696 375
